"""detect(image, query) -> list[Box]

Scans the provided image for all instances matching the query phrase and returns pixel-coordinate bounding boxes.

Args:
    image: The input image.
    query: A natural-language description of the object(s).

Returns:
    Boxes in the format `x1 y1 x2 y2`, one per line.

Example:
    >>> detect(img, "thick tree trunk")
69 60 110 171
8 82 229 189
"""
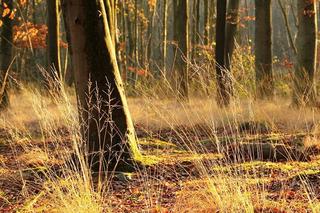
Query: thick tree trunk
64 0 141 172
292 0 317 107
225 0 240 72
47 0 61 81
255 0 273 100
173 0 189 100
216 0 231 107
0 0 13 109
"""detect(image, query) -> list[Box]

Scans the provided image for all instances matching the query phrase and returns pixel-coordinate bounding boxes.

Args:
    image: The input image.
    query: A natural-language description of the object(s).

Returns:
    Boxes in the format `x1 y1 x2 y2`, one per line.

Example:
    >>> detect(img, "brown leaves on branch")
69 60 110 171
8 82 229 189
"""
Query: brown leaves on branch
13 22 47 48
13 22 68 49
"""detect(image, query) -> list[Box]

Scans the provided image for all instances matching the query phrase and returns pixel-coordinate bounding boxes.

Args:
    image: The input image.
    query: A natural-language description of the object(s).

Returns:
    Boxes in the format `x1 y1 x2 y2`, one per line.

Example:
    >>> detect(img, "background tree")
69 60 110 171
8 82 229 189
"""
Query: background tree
225 0 240 73
64 0 141 171
216 0 231 106
292 0 317 107
173 0 189 100
162 0 168 76
203 0 210 46
47 0 61 81
0 0 14 109
61 0 74 86
255 0 273 99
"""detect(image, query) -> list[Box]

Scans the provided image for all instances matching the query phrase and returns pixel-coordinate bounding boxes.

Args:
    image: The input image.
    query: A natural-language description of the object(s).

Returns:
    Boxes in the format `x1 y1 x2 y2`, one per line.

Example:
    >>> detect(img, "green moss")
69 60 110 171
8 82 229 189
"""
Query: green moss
135 154 163 166
138 138 177 148
135 138 223 166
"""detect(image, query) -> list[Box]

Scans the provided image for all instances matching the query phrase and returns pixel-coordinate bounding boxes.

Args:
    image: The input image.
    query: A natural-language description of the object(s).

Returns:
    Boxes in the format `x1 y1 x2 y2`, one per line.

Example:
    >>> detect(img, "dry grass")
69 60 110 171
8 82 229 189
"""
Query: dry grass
129 96 320 133
0 85 320 212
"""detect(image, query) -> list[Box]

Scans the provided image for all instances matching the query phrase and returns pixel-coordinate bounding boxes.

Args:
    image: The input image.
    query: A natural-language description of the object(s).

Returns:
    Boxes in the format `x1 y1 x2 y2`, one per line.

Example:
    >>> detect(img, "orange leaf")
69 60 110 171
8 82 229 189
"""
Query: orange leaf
9 10 15 20
2 8 10 17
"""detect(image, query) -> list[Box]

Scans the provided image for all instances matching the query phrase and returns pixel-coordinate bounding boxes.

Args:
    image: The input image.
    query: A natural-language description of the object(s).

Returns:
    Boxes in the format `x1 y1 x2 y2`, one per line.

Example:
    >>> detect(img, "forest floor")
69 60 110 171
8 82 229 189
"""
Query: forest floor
0 90 320 212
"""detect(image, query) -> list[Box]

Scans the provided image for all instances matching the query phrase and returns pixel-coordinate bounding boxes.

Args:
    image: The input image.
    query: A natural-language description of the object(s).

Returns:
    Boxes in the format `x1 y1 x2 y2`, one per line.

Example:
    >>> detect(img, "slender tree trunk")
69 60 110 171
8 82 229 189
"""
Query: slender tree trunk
209 0 216 45
173 0 189 100
255 0 273 99
47 0 61 81
105 0 116 45
32 0 36 23
293 0 317 106
147 0 158 73
126 5 135 85
192 0 199 61
120 0 128 83
64 0 141 172
163 0 168 76
0 0 13 109
216 0 231 107
225 0 240 72
278 0 297 55
195 0 200 44
133 0 139 85
204 0 210 45
61 0 74 86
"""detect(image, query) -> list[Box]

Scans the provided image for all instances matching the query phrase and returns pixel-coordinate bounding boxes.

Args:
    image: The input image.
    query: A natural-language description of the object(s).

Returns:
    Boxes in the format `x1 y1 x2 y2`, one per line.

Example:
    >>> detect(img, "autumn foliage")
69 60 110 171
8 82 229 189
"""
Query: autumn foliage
13 22 67 49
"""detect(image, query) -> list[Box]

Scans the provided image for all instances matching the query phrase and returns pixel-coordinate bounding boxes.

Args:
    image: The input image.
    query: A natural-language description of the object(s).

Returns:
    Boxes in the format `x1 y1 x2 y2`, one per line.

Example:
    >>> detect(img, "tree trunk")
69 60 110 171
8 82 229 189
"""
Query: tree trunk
119 0 128 83
61 0 74 86
163 0 168 76
0 0 13 109
216 0 231 107
47 0 61 81
192 0 199 61
173 0 189 100
255 0 273 100
225 0 240 73
209 0 216 45
126 4 135 85
277 0 297 55
204 0 210 45
292 0 317 107
104 0 116 45
132 0 139 86
64 0 141 172
147 0 158 74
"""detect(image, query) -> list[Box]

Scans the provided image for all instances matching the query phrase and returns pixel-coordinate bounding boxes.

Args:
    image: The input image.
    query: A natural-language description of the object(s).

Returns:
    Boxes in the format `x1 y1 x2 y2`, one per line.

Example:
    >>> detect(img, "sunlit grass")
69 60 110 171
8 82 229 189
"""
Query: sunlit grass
0 76 319 212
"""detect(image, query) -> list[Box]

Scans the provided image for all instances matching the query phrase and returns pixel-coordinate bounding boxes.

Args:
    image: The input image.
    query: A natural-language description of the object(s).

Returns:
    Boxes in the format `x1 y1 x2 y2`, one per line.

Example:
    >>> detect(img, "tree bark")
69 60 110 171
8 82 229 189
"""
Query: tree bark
104 0 116 45
216 0 231 107
255 0 273 100
277 0 297 55
163 0 168 76
225 0 240 73
64 0 141 172
61 0 74 86
47 0 61 81
204 0 210 45
292 0 317 107
173 0 189 100
0 0 13 109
